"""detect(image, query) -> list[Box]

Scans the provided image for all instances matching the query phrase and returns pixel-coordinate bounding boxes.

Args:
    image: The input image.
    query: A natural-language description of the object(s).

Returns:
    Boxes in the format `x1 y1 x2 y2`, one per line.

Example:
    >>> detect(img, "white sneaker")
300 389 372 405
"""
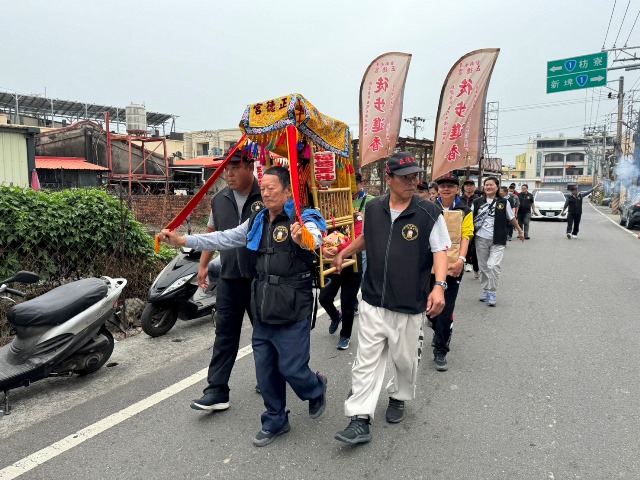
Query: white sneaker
465 264 472 272
566 233 571 239
571 234 577 239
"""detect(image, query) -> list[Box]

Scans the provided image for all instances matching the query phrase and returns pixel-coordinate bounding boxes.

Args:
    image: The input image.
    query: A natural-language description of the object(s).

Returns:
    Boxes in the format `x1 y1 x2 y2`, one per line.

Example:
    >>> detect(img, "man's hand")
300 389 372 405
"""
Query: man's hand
448 259 463 277
331 251 346 273
291 222 304 247
160 229 186 247
197 265 209 289
426 286 445 317
518 230 525 242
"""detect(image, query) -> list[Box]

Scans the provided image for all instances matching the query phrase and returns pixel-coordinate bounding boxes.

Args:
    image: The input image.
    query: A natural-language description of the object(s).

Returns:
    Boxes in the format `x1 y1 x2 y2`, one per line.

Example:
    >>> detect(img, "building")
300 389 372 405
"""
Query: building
183 129 244 159
35 157 110 189
521 134 613 191
0 124 40 187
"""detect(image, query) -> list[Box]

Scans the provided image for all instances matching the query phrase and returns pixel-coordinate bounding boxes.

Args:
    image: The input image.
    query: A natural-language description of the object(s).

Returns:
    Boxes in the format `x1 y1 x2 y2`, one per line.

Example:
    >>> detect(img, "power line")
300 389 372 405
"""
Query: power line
624 8 640 46
604 0 618 48
613 0 632 47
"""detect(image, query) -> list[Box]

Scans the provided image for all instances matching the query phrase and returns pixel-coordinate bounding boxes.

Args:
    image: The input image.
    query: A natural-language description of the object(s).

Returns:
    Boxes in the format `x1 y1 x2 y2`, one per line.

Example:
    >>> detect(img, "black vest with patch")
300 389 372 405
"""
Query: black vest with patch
211 179 264 279
249 209 316 325
473 196 509 246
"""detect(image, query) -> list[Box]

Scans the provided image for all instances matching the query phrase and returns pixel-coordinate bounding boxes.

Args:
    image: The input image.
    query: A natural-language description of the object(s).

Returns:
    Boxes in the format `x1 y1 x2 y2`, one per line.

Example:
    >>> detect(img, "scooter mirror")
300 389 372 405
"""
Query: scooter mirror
12 271 39 284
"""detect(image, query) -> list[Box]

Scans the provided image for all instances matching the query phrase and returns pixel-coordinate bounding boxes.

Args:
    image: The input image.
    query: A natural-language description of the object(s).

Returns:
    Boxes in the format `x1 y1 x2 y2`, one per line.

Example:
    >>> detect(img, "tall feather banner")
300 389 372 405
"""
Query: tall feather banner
359 52 412 167
431 48 500 180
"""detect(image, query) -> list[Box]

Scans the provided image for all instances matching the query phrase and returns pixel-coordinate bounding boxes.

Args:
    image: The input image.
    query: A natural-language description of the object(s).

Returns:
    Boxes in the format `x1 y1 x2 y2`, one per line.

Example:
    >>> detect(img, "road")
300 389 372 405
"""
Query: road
1 203 639 480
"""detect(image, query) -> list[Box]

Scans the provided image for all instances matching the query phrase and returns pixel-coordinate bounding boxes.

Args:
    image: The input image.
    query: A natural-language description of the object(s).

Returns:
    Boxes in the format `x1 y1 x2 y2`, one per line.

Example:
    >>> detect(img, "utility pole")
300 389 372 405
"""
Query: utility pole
403 116 425 139
612 76 625 213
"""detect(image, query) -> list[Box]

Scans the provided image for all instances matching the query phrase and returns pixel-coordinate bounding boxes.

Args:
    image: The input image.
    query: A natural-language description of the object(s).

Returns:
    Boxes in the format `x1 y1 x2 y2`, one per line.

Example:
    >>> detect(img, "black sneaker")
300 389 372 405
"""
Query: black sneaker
252 423 291 447
335 416 372 444
385 397 406 423
329 312 342 335
434 355 448 372
190 391 229 411
309 372 327 419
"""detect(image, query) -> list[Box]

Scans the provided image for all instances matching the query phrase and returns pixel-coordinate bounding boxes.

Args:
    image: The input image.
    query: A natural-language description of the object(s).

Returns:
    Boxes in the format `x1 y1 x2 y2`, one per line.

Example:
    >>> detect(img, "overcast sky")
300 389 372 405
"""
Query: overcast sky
2 0 636 165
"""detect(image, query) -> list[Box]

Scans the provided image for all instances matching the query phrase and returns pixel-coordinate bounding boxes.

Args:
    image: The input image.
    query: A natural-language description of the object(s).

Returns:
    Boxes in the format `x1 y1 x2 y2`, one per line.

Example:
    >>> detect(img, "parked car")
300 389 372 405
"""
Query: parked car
532 190 567 220
619 194 640 229
601 196 612 207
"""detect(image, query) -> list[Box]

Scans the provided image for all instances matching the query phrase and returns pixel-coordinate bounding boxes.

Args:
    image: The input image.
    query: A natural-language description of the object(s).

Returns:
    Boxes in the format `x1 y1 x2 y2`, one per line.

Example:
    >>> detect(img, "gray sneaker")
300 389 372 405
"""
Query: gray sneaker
252 423 291 447
434 355 448 371
335 416 371 444
385 397 406 423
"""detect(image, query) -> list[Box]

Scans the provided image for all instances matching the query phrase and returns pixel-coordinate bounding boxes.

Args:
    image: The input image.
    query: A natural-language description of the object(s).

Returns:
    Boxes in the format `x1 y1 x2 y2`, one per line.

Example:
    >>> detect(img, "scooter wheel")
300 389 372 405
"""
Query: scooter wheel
141 303 179 337
75 329 115 376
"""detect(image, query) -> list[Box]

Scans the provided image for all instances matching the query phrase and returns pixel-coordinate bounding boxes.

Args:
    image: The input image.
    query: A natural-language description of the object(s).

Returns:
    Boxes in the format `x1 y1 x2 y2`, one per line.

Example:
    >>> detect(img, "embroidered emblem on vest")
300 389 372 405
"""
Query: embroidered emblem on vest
251 201 265 212
402 224 419 241
497 203 505 210
273 226 289 242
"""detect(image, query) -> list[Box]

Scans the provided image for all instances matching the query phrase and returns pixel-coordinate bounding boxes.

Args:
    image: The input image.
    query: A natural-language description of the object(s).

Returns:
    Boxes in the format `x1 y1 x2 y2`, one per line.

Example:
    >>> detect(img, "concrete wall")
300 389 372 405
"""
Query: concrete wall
183 129 244 159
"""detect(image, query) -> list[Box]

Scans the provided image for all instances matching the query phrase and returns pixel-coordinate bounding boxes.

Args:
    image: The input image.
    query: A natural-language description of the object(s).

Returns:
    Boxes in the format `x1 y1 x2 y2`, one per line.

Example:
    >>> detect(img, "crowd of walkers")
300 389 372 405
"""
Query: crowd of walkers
158 151 598 448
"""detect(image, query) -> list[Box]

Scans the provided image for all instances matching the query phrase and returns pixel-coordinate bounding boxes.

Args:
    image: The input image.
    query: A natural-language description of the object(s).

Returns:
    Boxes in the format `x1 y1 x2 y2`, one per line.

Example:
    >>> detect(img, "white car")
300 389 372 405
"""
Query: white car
532 190 567 221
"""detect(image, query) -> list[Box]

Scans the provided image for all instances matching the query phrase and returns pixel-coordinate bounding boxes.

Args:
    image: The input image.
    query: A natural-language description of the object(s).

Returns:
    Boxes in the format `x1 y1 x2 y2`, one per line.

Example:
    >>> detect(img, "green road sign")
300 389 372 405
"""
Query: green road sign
546 52 608 93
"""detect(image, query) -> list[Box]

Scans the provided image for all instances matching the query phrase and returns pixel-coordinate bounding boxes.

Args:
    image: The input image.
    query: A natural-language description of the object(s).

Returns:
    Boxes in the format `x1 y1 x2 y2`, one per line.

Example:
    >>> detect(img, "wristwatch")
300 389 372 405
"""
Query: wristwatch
434 280 448 291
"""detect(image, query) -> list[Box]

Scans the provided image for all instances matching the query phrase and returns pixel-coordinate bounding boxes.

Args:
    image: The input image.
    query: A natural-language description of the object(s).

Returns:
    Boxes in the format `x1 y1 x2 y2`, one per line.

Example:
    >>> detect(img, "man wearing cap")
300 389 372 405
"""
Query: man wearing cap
331 152 450 445
430 172 473 371
159 166 328 447
460 179 480 277
561 181 601 239
190 149 264 412
416 181 431 200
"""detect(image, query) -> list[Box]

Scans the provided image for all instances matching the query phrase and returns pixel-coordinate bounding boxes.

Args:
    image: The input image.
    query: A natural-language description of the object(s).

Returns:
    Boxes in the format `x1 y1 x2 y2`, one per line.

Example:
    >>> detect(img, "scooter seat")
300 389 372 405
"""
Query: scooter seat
8 278 109 327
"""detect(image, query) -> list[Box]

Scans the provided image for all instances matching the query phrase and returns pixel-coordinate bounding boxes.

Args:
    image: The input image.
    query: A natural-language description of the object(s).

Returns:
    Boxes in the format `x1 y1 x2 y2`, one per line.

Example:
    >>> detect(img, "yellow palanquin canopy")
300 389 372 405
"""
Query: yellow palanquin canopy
239 93 350 158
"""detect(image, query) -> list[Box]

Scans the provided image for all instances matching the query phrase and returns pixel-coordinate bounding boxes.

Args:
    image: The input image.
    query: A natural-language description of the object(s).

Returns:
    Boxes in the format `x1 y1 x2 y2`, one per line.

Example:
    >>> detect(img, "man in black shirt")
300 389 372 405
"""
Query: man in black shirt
516 184 537 239
561 181 601 238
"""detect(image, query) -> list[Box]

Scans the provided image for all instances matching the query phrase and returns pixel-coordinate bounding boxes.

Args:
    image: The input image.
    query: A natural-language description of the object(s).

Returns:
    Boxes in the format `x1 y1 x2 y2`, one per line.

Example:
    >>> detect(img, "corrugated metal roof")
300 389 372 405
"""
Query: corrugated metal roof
36 157 110 171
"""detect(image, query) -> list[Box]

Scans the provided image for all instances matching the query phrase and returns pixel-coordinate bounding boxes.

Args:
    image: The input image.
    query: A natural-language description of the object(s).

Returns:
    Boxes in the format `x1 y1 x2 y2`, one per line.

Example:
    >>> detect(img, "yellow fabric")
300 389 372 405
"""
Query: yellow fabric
461 211 474 240
240 94 350 158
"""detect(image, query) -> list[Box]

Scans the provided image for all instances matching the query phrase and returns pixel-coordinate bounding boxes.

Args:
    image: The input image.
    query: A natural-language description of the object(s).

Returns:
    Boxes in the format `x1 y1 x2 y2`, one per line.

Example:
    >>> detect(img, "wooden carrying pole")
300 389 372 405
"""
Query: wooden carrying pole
154 135 247 251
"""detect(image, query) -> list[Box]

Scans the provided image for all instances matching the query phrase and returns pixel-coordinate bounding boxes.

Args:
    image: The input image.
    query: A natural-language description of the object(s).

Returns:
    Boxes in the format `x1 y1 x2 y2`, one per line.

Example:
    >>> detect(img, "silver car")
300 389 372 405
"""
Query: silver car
532 190 568 221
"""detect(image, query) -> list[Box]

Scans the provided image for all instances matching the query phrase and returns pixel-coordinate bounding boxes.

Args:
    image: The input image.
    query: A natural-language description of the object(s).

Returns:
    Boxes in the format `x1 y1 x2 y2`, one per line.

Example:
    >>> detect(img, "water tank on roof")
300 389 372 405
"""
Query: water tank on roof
125 104 147 134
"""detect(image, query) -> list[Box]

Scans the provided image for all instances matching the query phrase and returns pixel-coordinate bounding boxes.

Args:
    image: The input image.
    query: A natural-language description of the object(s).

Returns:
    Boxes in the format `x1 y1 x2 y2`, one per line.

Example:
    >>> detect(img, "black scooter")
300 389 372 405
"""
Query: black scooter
141 249 220 337
0 271 127 415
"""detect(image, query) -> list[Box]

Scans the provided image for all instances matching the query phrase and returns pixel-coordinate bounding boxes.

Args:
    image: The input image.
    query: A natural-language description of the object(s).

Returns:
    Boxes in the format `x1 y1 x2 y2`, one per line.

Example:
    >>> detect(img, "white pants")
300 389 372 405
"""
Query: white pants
475 236 505 293
344 300 423 421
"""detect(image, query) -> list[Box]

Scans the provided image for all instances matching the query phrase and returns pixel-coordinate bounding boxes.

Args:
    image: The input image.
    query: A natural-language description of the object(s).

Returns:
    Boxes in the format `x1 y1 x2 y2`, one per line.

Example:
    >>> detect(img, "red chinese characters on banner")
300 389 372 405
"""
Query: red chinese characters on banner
359 53 412 167
432 49 500 179
314 151 337 187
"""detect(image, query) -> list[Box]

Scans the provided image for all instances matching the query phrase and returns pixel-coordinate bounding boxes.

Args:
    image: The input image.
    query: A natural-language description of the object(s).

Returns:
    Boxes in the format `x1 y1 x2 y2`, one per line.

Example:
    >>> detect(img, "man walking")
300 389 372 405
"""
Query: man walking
516 184 537 239
506 185 520 241
160 166 328 447
561 181 601 238
460 179 479 277
430 172 473 372
192 150 263 411
331 152 450 445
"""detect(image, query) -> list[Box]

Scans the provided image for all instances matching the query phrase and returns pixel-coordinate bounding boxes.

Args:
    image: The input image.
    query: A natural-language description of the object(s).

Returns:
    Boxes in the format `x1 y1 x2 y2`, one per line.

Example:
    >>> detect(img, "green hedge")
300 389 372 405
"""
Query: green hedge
0 186 174 289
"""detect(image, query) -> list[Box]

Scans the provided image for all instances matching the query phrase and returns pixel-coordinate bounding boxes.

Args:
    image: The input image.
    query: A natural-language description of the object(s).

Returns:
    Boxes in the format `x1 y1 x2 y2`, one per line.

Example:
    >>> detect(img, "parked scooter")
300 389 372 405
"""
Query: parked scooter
141 249 220 337
0 271 127 416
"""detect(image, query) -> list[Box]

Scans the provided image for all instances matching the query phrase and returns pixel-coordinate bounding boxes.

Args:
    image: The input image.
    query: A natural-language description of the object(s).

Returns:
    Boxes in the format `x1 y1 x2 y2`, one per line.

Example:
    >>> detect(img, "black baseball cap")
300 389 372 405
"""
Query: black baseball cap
463 179 475 186
385 152 424 176
228 147 252 162
416 180 429 191
435 172 459 185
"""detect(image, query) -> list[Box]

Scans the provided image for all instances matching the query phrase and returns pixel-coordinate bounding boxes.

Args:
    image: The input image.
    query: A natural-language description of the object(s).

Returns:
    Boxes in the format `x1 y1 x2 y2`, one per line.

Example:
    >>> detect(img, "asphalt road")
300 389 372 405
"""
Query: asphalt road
1 203 639 480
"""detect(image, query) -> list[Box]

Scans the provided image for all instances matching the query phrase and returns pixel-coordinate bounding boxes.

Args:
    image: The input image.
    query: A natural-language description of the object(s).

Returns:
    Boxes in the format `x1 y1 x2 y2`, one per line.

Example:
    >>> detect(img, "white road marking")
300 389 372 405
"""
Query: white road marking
588 202 639 238
0 301 341 479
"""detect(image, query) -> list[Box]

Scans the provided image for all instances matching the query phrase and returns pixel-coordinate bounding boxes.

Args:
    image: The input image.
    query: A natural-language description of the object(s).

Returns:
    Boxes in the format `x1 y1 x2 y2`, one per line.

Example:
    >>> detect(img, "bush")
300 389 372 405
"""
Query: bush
0 186 175 345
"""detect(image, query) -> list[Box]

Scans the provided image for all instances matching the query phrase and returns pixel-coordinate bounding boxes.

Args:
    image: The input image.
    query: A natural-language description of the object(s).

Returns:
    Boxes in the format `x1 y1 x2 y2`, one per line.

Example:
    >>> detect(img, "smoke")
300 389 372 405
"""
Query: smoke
615 155 640 189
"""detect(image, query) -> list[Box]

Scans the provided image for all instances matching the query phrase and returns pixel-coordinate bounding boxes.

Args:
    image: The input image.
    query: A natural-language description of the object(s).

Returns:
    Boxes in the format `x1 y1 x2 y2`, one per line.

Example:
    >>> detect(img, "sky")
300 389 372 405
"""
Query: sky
2 0 638 165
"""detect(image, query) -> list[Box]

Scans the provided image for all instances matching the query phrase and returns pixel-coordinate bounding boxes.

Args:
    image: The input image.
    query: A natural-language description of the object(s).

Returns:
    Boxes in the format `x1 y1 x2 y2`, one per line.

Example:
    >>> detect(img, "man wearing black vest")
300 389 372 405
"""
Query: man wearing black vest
331 152 450 445
159 166 328 448
561 181 601 239
190 149 264 412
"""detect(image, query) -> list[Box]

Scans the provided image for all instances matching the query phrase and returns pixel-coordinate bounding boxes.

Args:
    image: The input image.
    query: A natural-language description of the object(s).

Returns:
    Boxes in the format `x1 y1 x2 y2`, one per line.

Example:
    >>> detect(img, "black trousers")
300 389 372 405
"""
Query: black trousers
319 268 362 339
566 212 582 235
428 273 462 357
467 238 479 272
205 277 253 394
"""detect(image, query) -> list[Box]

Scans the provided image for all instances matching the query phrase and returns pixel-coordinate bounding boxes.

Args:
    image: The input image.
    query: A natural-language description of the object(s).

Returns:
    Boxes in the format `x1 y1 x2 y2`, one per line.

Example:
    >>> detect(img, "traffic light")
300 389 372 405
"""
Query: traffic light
566 165 574 170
